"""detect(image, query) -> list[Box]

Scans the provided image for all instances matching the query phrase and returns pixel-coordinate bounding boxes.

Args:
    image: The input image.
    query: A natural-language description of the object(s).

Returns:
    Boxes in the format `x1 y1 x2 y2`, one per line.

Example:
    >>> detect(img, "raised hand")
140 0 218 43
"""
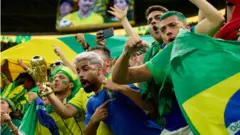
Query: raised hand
124 35 144 54
90 100 110 124
108 5 128 21
36 82 53 97
1 113 11 123
102 79 120 91
17 59 28 70
52 44 63 57
75 33 88 49
96 30 106 46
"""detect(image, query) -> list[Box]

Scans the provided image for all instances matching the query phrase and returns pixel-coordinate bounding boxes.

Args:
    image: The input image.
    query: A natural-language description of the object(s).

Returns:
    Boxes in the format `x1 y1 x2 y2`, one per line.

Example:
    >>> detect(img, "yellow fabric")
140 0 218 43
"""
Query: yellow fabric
1 39 77 81
63 11 104 27
183 73 240 135
49 112 84 135
68 88 114 135
35 120 56 135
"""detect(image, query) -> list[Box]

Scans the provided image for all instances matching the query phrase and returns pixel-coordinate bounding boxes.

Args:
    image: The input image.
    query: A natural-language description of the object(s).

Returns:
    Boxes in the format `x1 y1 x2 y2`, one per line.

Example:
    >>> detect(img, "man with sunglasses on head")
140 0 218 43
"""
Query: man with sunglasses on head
50 60 64 72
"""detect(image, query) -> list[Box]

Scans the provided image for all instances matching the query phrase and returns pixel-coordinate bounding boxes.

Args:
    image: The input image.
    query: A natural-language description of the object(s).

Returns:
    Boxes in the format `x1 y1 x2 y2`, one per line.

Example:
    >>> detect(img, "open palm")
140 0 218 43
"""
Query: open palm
108 5 128 21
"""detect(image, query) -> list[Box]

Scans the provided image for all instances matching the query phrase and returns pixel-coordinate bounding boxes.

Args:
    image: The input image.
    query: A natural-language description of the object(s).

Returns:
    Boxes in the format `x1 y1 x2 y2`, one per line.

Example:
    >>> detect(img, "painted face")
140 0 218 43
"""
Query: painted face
60 2 72 17
92 50 111 76
76 60 101 93
114 0 129 11
159 16 187 45
147 11 165 42
53 73 71 93
78 0 96 13
0 99 11 114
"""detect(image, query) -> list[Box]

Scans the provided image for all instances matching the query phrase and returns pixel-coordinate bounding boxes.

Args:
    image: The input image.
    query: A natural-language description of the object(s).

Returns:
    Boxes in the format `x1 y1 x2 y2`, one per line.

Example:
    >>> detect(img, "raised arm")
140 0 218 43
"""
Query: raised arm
192 0 225 36
102 80 153 112
108 6 137 37
53 45 78 74
75 33 91 51
18 59 33 75
1 73 11 86
112 36 152 84
37 83 78 119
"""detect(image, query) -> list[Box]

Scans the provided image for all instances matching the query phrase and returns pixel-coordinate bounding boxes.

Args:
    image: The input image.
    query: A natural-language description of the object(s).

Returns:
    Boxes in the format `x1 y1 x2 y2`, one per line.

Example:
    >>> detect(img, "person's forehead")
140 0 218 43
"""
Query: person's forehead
92 50 107 59
76 60 90 67
159 16 179 27
55 72 68 78
147 11 164 20
0 99 7 103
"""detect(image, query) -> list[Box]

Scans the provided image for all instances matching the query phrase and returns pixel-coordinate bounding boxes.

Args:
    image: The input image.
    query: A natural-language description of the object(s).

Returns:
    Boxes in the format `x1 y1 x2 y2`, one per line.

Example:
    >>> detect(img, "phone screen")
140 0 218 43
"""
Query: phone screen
102 28 114 40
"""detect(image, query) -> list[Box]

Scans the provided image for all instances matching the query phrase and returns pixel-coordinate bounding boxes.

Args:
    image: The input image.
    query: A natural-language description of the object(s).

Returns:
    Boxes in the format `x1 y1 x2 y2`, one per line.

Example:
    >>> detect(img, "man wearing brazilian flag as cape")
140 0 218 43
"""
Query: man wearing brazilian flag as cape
111 0 240 134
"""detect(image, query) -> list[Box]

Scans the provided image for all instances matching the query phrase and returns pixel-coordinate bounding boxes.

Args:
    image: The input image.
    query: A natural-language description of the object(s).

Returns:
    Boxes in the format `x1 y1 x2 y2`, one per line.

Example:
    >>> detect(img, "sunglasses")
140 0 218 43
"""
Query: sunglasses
50 62 63 68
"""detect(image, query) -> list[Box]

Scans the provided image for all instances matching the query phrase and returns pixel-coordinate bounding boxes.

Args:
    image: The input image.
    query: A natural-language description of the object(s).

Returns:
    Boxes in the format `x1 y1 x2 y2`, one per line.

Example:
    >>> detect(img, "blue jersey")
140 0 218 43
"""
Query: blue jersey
85 84 162 135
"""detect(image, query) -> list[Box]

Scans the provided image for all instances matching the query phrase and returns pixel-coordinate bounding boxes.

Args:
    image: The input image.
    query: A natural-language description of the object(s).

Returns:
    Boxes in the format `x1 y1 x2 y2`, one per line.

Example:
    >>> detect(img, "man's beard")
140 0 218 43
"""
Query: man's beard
83 84 96 93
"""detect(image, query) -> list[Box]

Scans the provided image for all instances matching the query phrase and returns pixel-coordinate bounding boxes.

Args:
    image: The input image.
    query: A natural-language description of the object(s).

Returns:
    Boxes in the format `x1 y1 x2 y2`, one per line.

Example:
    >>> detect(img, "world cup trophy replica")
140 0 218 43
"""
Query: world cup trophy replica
30 55 52 96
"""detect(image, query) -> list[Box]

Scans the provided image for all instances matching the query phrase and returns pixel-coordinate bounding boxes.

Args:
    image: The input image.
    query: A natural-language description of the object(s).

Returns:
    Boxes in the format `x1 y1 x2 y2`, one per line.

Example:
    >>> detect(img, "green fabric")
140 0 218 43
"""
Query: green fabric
19 101 37 135
146 28 240 134
58 34 154 58
141 41 171 127
145 42 174 127
141 41 161 101
1 119 21 135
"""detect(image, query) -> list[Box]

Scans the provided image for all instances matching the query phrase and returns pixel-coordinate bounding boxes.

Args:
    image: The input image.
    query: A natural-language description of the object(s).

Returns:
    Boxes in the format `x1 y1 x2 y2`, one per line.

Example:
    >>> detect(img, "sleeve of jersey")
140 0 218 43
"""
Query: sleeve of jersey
84 98 94 127
145 43 173 85
68 90 83 113
127 83 140 92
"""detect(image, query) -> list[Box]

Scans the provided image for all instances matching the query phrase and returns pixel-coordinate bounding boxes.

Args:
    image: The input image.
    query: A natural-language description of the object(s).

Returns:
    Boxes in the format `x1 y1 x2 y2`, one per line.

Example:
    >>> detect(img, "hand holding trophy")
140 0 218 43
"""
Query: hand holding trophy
30 55 53 97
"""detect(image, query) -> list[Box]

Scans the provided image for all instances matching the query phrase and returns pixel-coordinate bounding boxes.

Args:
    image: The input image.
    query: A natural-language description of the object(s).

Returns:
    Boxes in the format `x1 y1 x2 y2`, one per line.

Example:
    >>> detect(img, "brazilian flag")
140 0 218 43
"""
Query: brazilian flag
1 33 154 82
147 29 240 135
170 29 240 134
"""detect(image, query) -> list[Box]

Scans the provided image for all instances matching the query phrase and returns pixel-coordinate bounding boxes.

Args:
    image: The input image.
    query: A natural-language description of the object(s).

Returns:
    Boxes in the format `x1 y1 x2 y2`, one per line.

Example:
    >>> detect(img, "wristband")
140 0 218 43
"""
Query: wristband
83 43 90 51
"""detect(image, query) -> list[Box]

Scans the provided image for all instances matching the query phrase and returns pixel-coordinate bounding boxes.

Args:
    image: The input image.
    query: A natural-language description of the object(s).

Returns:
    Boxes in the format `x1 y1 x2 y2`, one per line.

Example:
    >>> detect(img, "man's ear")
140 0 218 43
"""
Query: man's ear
97 67 103 76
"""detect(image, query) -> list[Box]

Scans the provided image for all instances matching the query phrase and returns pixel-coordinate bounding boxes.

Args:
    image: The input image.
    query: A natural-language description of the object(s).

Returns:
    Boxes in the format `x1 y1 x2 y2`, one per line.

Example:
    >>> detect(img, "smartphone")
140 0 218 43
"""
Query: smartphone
102 28 114 40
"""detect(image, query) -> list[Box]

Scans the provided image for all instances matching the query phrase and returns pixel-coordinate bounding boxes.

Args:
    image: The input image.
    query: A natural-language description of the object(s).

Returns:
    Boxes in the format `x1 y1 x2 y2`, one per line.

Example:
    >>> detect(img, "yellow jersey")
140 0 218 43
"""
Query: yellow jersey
61 11 104 27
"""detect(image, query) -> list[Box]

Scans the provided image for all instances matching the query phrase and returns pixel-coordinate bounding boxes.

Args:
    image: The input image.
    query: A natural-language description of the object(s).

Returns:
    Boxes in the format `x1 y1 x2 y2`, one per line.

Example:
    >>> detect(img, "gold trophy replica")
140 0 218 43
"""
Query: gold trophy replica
29 55 53 96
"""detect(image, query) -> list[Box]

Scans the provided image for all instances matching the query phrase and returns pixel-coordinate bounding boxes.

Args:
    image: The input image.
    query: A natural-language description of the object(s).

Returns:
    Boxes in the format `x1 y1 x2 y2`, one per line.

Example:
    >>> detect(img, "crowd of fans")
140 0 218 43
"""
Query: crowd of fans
1 0 240 135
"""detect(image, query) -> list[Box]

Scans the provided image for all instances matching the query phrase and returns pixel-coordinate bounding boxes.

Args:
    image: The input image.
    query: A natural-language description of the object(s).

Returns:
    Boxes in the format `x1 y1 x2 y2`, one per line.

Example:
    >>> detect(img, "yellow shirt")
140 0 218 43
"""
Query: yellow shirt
68 88 114 135
62 11 104 27
49 112 84 135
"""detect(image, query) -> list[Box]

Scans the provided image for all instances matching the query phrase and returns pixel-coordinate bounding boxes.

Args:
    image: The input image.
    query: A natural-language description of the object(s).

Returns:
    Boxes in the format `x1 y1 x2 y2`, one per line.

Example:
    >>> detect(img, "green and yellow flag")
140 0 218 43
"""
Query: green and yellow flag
147 29 240 135
170 29 240 135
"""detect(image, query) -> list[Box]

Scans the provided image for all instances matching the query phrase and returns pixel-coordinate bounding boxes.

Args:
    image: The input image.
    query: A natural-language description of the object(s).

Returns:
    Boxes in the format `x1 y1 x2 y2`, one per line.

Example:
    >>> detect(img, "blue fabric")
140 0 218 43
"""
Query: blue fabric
36 97 60 135
162 95 188 131
85 84 162 135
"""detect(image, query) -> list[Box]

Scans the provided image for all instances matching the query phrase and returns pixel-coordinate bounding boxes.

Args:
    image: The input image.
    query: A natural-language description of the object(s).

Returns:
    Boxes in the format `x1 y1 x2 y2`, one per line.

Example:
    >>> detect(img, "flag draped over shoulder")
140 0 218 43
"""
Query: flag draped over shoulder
170 29 240 135
19 97 60 135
